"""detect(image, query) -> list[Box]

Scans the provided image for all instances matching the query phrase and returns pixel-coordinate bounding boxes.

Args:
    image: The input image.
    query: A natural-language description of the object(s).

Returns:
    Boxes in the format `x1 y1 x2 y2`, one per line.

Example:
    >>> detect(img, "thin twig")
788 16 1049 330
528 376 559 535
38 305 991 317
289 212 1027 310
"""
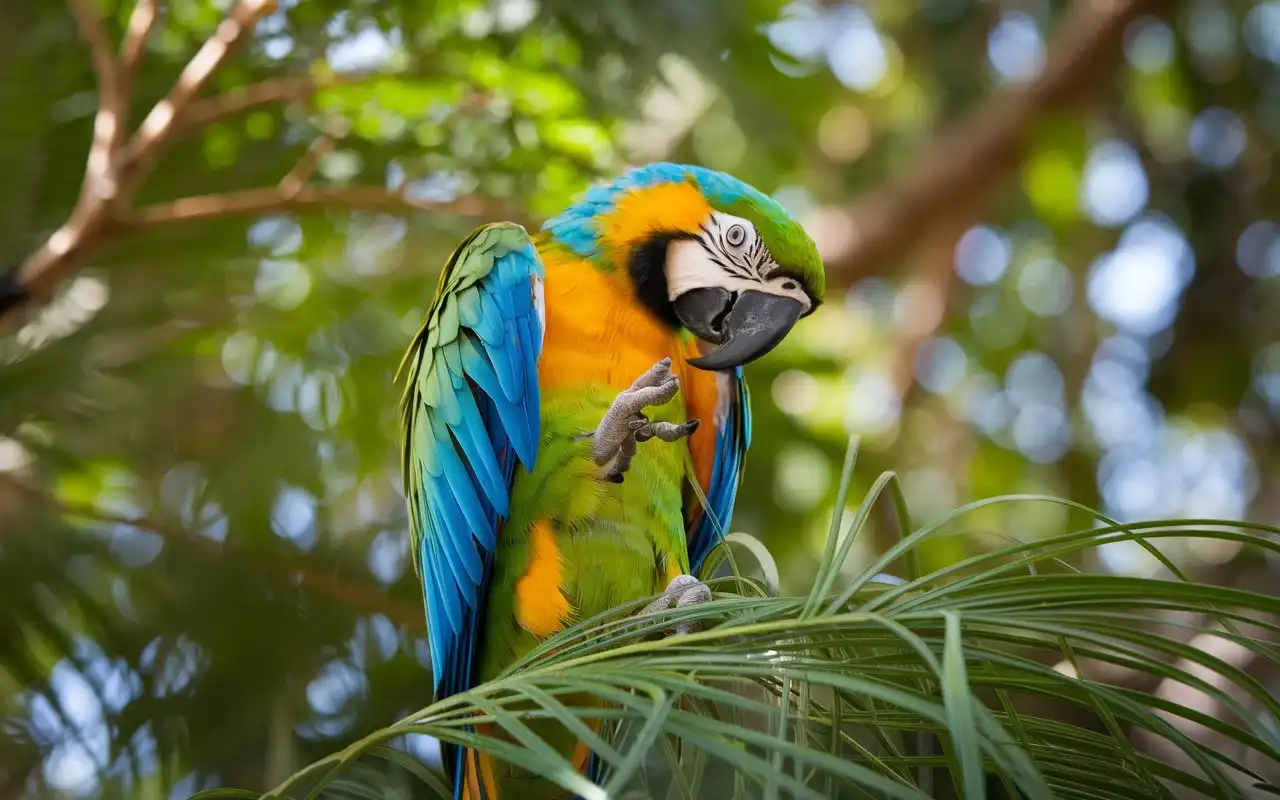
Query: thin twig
2 0 286 326
67 0 125 201
110 0 160 193
123 0 279 173
178 73 362 132
120 0 158 74
126 185 514 229
3 0 141 323
66 0 118 113
279 134 341 198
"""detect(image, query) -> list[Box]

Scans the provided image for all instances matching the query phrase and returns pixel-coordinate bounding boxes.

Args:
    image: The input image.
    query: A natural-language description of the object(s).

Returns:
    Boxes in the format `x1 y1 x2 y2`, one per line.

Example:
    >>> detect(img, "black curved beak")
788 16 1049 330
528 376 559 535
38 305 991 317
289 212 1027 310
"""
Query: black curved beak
674 288 807 371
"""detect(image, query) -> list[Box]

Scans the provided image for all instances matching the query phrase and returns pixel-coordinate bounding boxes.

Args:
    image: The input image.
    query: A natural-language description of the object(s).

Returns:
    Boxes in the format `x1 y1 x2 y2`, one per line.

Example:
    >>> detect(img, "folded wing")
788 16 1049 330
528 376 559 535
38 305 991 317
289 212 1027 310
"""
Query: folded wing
399 222 545 706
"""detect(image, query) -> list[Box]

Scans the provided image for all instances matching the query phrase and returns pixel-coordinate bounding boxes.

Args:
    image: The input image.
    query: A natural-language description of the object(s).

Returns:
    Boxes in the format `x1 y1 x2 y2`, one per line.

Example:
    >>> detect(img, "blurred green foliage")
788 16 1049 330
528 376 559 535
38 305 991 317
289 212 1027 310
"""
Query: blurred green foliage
1 0 1278 796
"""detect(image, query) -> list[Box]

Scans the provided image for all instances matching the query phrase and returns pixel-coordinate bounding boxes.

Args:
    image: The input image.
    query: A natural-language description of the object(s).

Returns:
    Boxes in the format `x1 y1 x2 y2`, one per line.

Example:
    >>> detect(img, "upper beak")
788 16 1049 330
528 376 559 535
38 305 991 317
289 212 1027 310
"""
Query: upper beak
674 288 806 371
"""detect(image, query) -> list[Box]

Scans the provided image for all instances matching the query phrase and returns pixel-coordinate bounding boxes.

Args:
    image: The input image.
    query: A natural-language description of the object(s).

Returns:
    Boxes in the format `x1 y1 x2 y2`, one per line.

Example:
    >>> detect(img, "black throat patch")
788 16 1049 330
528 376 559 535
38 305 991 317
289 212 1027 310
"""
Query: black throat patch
628 232 697 330
0 264 27 316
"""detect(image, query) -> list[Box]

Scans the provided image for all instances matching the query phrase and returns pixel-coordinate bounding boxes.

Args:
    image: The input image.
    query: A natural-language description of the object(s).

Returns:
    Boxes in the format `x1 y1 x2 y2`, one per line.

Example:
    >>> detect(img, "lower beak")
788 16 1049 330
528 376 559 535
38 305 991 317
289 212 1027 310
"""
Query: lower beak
674 289 806 371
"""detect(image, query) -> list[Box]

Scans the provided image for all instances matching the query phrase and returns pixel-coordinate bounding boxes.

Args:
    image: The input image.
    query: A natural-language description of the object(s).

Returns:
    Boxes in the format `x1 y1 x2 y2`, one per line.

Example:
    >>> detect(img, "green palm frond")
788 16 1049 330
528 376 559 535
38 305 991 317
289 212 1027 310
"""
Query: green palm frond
196 441 1280 800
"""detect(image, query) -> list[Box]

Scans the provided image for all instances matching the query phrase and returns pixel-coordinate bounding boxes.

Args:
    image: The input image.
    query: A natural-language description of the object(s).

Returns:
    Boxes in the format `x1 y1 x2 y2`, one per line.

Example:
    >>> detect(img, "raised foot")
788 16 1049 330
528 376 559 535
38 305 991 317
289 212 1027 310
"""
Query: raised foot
640 574 712 636
591 357 699 483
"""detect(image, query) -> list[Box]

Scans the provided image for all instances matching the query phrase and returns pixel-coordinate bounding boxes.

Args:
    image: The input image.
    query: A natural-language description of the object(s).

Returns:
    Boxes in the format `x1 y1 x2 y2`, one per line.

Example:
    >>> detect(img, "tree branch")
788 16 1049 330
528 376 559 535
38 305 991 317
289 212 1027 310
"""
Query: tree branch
1 0 145 325
178 73 360 133
115 0 160 165
0 0 510 331
824 0 1172 282
0 473 423 628
123 0 278 173
280 133 341 198
121 0 159 75
0 0 283 328
66 0 119 129
68 0 124 198
126 186 515 229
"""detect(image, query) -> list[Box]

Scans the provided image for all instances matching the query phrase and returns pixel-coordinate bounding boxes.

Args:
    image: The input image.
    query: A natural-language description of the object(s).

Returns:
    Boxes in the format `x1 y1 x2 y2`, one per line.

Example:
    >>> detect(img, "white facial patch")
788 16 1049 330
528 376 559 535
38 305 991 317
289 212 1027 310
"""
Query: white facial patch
665 212 813 312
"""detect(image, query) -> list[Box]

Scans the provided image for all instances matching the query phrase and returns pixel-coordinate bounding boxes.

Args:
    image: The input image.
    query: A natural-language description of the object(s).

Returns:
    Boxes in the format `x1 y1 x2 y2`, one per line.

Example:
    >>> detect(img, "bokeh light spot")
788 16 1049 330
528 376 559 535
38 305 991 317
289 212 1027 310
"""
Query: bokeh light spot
915 337 968 396
775 444 832 512
827 9 888 91
1244 2 1280 64
1080 139 1149 227
1087 217 1194 335
954 225 1011 286
1017 258 1074 317
1236 220 1280 278
1125 17 1175 72
987 12 1045 83
844 369 900 435
817 105 871 162
1188 107 1247 169
773 369 821 417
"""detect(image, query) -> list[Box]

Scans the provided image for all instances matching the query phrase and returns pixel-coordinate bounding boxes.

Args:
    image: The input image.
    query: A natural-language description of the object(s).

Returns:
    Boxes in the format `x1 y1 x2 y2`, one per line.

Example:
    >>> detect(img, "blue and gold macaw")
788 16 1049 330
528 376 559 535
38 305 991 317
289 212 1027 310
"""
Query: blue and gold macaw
399 163 825 798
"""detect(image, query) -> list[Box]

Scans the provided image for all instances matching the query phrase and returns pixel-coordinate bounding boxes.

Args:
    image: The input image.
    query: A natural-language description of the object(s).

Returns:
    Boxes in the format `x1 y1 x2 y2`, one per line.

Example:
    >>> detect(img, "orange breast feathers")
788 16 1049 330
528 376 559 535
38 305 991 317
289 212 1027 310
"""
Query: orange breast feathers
535 246 721 498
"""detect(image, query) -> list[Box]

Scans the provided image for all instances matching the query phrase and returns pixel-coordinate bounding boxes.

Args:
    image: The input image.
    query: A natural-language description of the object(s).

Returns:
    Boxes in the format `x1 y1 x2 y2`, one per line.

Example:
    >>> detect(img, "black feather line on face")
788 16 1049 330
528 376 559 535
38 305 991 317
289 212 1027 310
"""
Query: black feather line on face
747 237 769 278
697 235 753 280
629 232 696 329
704 221 779 282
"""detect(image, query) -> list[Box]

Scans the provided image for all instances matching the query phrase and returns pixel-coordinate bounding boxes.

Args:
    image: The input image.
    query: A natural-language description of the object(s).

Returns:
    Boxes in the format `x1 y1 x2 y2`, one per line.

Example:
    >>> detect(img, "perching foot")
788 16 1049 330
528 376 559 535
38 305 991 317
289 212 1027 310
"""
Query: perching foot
640 574 712 636
590 357 699 483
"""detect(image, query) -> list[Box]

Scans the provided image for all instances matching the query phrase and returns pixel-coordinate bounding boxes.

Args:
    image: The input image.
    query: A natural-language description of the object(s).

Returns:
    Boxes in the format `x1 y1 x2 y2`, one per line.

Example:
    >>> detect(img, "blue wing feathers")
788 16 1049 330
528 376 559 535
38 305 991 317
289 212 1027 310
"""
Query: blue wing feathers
403 226 544 724
433 418 493 539
689 366 751 575
458 334 502 394
487 334 524 404
435 483 484 588
429 493 479 593
452 387 507 515
490 280 515 323
421 547 448 668
458 334 535 466
473 291 505 346
423 532 462 635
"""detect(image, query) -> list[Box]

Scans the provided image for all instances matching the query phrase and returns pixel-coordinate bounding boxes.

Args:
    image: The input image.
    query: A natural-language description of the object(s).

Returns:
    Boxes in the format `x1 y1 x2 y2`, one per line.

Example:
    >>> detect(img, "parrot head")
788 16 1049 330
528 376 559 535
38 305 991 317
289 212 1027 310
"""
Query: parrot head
542 162 826 370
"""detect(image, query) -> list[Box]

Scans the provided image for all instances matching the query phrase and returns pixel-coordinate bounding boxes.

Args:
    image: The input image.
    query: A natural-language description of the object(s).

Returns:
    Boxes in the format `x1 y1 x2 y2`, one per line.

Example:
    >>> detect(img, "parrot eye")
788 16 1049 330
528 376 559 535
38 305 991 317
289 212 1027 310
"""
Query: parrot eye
725 224 747 248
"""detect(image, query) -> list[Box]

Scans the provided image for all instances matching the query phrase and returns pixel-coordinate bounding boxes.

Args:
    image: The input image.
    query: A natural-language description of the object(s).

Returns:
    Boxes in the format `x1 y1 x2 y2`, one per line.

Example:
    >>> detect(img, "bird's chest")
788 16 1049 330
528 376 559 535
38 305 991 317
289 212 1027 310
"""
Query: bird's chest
534 259 722 491
517 256 722 611
530 363 703 619
536 377 691 558
556 426 690 614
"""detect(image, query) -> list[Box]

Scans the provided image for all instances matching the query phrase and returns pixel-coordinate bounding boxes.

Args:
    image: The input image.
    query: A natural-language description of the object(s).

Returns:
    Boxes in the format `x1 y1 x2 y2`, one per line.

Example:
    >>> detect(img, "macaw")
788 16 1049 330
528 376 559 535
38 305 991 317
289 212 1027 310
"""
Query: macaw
398 162 826 799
